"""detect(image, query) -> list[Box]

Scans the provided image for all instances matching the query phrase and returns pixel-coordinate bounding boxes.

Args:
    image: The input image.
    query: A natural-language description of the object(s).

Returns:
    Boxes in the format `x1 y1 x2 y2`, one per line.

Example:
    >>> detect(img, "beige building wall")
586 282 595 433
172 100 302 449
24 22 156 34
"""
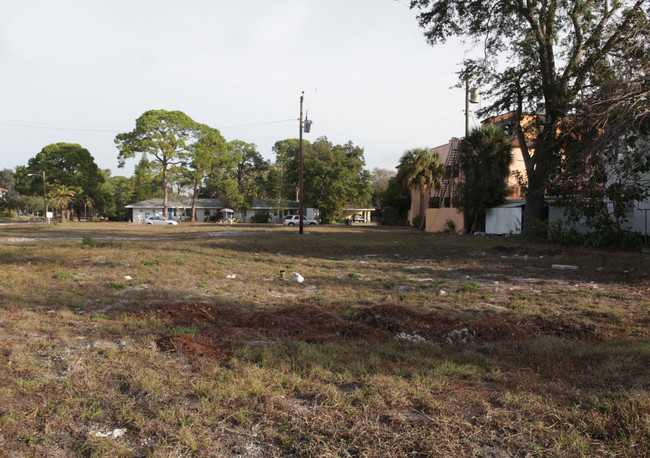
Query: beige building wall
425 207 464 233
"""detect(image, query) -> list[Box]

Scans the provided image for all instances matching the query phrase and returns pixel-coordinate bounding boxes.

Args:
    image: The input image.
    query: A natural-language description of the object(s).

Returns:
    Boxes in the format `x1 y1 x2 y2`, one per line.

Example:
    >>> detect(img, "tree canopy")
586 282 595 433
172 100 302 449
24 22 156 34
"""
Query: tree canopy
453 125 513 232
302 137 372 223
410 0 649 235
115 110 197 217
397 147 444 231
187 124 228 220
18 143 105 220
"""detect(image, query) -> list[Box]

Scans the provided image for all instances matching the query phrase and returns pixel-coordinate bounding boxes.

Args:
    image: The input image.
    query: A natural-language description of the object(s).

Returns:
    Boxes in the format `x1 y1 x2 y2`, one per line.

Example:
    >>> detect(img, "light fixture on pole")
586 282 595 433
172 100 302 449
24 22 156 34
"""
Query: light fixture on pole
27 171 48 221
465 73 480 137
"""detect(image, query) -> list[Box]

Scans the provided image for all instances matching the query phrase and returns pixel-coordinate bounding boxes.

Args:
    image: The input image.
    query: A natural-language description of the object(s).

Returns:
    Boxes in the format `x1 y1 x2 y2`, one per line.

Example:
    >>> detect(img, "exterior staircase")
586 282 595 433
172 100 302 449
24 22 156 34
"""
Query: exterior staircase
429 138 461 208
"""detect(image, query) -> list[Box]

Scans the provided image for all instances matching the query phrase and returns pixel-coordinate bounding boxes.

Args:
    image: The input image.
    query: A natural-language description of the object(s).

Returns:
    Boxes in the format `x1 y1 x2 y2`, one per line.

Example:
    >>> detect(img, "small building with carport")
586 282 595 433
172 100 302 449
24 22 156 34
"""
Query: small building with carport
341 205 375 223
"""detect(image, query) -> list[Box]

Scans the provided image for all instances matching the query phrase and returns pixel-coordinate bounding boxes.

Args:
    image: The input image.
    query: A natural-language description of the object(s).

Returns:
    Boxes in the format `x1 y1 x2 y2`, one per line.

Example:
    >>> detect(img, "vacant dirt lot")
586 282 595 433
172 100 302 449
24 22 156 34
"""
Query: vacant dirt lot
0 222 648 456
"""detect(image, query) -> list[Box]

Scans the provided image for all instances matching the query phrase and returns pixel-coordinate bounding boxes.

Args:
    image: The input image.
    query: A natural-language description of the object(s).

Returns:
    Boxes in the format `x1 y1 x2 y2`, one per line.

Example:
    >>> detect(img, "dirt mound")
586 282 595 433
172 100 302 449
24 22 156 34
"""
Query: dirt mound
354 305 532 341
156 334 226 360
143 302 600 360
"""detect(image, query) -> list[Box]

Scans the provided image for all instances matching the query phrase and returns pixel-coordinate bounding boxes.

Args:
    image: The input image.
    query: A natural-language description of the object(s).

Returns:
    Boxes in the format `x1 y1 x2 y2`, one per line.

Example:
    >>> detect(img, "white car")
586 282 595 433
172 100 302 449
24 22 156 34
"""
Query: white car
144 215 178 225
283 215 318 226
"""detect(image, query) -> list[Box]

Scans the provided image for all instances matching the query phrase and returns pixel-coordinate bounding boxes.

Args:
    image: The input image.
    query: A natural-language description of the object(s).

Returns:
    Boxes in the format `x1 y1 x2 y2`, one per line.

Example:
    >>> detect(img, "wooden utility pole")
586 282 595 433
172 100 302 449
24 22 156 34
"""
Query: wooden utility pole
299 91 304 235
465 72 470 137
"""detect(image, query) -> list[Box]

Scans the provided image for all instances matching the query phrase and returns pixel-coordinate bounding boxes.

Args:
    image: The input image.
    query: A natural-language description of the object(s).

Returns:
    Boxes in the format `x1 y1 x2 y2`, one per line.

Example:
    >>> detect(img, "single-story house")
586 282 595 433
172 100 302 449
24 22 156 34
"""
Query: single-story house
126 198 223 222
125 198 317 223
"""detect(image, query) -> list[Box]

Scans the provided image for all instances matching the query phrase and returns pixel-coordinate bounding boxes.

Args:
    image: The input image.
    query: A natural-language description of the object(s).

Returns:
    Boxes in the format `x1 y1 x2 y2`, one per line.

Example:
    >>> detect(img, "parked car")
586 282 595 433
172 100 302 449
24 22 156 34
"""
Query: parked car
351 214 365 223
283 215 318 226
144 215 178 225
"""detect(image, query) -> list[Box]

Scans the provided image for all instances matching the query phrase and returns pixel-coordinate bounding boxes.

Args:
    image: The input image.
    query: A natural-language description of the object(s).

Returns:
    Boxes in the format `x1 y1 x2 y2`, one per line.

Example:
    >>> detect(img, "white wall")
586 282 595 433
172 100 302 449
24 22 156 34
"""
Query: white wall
486 207 522 235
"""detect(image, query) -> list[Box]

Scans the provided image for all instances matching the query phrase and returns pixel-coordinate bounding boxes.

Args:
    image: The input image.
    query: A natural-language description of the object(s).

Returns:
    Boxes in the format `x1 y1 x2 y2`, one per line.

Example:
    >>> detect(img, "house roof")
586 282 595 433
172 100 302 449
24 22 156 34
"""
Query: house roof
125 198 224 209
125 198 309 210
491 199 526 209
250 199 300 210
343 205 375 211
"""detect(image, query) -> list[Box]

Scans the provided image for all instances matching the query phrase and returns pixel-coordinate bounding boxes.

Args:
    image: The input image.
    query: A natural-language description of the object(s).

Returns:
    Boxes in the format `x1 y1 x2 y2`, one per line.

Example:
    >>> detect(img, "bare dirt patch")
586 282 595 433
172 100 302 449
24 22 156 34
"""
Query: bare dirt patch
143 302 601 360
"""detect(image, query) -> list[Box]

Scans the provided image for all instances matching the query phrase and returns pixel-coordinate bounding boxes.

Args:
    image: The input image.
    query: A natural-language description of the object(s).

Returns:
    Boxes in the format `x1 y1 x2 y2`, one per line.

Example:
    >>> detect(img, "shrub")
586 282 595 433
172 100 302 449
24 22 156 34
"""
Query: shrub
443 219 456 234
250 213 270 223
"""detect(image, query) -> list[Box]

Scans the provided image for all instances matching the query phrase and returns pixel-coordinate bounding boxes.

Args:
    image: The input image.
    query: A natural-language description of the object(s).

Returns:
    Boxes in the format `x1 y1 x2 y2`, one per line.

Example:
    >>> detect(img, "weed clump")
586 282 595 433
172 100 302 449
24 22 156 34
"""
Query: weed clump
79 236 119 248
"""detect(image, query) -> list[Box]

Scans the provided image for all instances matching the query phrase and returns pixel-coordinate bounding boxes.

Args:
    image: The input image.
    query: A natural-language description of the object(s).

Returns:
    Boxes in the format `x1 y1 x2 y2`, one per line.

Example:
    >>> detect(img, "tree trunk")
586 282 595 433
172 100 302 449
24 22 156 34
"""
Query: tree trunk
523 164 547 237
418 188 427 231
162 161 169 219
191 179 198 222
521 119 556 237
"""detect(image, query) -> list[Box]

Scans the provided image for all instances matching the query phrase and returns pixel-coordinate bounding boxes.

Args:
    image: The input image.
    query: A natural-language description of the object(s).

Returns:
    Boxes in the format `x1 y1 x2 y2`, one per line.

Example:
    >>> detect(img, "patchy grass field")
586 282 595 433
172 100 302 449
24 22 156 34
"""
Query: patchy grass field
0 222 648 456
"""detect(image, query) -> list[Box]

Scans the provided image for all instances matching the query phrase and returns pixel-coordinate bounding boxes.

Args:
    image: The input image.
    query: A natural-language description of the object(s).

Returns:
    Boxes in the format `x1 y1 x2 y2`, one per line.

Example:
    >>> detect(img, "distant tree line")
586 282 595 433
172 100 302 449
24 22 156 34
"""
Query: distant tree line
1 109 392 223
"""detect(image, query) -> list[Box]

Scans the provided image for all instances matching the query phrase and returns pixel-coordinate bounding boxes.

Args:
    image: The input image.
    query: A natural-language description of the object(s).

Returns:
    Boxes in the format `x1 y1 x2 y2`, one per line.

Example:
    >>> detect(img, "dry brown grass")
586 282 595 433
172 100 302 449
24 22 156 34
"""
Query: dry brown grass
0 222 648 456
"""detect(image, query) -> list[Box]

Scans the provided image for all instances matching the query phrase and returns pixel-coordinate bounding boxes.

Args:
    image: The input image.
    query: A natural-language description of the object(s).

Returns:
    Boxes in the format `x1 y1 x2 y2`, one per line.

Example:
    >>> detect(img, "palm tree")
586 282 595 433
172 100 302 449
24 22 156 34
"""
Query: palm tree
48 184 76 223
454 124 513 232
397 148 445 231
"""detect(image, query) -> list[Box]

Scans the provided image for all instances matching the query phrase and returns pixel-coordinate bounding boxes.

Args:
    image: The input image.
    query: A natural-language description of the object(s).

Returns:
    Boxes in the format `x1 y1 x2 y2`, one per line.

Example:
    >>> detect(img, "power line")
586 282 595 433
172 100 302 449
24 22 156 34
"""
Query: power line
0 117 298 133
220 118 297 129
0 120 126 133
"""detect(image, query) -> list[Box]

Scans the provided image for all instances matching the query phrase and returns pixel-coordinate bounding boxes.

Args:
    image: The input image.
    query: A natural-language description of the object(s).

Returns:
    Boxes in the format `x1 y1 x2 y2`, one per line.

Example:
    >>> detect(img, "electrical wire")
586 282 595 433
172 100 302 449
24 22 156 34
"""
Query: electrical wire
0 119 126 133
220 118 297 129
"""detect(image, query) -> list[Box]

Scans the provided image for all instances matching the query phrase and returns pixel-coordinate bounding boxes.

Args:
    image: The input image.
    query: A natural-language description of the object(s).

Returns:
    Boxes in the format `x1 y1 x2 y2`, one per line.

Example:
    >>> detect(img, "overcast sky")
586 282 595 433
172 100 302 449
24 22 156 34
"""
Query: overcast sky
0 0 480 177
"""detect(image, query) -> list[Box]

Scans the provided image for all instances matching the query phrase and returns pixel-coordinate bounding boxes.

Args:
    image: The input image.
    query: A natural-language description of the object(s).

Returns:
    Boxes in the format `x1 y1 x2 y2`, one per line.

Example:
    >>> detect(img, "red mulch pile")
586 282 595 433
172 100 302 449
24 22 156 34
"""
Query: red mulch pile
141 302 599 360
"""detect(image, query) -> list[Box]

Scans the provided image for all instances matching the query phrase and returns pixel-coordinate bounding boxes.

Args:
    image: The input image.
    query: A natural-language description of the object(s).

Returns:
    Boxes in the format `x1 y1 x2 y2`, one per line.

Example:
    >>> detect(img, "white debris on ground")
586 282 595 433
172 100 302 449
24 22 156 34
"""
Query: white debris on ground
445 328 470 345
552 264 578 270
92 428 127 439
292 272 304 283
396 332 435 345
226 274 237 279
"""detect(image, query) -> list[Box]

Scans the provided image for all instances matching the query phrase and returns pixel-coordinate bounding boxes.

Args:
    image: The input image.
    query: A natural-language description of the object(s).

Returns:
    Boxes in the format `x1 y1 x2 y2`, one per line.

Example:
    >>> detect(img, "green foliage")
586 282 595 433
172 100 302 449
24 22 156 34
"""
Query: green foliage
272 137 372 223
115 110 197 215
107 281 126 289
379 176 410 226
189 125 229 216
166 326 198 336
453 125 513 232
443 219 456 234
47 184 76 223
53 272 75 280
303 137 373 223
397 147 444 231
19 143 106 220
458 281 479 294
412 214 423 230
370 167 396 207
549 224 643 248
231 140 270 203
410 1 649 234
250 213 270 223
